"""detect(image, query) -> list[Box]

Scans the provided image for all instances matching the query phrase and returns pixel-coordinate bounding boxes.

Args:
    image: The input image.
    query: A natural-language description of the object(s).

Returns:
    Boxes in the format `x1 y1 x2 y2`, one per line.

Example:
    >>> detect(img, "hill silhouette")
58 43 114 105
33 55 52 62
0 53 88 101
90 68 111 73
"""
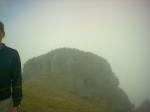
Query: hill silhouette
136 100 150 112
22 48 134 112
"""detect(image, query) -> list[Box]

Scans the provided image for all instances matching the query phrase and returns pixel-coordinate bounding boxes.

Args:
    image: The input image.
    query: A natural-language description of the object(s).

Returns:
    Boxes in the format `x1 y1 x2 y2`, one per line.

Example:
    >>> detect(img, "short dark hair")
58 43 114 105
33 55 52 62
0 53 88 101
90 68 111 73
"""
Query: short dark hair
0 21 4 33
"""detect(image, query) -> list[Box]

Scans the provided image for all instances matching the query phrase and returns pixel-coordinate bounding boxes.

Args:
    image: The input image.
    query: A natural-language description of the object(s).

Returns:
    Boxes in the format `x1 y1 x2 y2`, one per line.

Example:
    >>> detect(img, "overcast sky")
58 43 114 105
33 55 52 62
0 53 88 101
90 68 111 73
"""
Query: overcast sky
0 0 150 107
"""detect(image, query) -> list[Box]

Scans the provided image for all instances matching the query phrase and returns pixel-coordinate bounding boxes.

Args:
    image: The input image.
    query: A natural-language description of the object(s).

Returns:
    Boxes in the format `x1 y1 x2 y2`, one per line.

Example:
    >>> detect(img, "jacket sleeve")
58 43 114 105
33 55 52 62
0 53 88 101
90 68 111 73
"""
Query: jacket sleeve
11 50 22 107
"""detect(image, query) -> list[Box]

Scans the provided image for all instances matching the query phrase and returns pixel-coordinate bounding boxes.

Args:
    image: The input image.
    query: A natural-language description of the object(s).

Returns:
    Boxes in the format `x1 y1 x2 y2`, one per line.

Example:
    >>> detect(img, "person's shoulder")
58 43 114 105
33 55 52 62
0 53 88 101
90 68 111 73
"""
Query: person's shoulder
4 44 19 55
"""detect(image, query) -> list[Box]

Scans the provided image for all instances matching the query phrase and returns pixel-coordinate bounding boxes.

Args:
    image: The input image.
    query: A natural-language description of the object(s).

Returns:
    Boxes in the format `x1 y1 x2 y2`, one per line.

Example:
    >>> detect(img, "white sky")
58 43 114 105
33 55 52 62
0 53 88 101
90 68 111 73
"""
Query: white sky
1 0 150 107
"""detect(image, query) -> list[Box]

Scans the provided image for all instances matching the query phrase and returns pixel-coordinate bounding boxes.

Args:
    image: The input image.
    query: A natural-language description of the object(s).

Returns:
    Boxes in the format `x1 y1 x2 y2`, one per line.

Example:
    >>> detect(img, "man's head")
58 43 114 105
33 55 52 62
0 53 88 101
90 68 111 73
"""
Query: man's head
0 21 5 43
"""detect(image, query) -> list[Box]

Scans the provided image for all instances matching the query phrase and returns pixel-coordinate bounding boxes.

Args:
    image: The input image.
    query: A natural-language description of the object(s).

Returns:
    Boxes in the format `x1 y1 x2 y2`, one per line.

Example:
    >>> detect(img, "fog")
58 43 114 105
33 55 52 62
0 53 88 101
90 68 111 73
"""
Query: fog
0 0 150 107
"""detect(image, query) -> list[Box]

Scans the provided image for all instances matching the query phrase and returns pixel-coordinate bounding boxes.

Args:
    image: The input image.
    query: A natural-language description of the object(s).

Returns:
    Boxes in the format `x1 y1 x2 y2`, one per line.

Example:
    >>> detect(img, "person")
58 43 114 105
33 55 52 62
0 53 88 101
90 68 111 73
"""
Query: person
0 21 22 112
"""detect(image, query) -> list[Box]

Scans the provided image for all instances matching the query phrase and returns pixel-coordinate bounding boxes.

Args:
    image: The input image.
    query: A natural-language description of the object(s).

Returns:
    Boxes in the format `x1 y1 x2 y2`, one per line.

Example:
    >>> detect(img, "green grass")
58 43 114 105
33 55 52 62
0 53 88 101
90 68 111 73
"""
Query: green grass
22 80 102 112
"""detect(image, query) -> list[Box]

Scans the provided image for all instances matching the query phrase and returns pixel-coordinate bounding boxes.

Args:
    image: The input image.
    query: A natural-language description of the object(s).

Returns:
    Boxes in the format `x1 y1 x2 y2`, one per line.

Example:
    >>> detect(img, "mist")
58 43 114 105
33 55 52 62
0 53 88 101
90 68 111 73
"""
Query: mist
0 0 150 107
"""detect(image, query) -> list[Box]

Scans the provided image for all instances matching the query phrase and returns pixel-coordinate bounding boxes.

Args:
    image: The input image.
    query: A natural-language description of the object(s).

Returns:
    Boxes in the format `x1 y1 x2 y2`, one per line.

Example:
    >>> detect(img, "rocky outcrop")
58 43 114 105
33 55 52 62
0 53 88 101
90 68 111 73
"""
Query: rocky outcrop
22 48 133 112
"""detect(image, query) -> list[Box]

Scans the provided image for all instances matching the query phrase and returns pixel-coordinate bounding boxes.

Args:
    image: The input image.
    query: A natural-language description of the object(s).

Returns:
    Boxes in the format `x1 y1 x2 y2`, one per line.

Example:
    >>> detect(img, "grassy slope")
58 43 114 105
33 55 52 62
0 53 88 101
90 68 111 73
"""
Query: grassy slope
22 74 108 112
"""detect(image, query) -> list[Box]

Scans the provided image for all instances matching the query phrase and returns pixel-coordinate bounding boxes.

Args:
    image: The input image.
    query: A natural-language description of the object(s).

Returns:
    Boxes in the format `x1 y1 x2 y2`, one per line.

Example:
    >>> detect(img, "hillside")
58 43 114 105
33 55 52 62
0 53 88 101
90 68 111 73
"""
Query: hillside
22 48 133 112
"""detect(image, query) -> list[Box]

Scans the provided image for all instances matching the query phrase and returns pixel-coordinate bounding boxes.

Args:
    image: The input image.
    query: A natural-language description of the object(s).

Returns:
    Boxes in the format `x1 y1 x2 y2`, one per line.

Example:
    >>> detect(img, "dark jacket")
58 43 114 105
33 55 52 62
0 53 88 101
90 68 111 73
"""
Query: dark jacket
0 43 22 106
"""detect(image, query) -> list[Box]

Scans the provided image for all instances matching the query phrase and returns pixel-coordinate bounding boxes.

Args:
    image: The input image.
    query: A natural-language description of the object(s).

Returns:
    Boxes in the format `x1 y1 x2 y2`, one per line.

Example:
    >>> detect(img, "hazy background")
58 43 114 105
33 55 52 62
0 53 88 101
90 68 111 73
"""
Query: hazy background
0 0 150 107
